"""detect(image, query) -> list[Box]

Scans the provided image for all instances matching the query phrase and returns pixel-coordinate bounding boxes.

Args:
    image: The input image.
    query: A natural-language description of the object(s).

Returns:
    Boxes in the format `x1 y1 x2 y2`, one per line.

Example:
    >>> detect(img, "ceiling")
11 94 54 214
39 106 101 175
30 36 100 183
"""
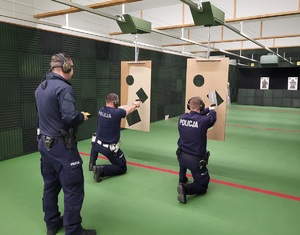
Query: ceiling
1 0 300 67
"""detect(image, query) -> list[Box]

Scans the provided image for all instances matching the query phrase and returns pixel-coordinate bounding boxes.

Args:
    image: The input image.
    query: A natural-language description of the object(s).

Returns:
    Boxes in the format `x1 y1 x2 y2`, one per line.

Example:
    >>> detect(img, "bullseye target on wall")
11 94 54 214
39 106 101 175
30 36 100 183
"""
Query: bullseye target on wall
121 61 151 132
186 58 229 141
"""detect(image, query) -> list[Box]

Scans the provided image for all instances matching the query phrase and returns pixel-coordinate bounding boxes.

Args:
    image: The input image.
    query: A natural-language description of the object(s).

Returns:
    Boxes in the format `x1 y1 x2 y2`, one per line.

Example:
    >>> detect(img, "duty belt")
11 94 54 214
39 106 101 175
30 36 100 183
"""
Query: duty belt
180 150 210 167
40 135 65 151
97 140 109 148
180 151 204 161
40 135 65 143
96 139 121 154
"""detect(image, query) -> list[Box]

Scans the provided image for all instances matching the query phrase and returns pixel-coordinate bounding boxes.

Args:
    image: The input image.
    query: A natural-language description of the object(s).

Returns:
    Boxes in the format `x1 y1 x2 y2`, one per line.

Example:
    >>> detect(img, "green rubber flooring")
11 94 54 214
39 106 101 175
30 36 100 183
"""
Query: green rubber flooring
1 104 300 235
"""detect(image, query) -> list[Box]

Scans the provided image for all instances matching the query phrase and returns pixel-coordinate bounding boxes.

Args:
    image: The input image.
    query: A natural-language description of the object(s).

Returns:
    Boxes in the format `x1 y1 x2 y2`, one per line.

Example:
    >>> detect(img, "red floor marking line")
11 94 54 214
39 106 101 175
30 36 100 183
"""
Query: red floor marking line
80 152 90 156
79 152 300 202
128 161 179 175
80 152 179 174
210 179 300 201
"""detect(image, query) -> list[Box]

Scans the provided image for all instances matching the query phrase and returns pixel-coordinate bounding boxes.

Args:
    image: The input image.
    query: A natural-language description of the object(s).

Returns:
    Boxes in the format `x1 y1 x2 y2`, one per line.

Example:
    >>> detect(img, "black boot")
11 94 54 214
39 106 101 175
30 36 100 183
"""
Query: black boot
47 216 63 235
179 176 188 184
81 228 97 235
89 162 95 171
93 165 104 182
177 183 187 204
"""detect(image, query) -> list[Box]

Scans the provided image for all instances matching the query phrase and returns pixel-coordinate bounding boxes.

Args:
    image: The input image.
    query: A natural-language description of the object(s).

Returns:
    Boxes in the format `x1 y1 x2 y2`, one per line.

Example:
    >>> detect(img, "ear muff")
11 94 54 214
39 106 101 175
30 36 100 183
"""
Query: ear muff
187 97 205 111
112 93 119 108
56 53 72 74
200 99 205 112
187 98 192 110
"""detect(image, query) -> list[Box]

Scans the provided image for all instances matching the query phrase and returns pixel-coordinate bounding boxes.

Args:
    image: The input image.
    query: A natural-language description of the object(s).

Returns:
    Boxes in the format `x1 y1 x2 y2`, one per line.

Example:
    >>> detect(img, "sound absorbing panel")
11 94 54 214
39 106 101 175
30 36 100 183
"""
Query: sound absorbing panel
17 27 42 53
80 38 96 59
0 129 23 160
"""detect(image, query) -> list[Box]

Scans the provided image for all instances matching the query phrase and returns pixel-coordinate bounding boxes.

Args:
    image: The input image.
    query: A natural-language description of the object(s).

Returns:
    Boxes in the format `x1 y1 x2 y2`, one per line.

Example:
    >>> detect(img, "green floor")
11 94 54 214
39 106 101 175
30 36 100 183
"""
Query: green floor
1 104 300 235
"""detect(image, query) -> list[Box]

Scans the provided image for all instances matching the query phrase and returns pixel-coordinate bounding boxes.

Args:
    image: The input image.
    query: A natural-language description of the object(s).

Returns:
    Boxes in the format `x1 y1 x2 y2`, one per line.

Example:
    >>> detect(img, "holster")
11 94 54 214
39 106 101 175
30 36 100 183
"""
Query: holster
176 147 182 161
36 128 40 142
91 133 96 145
205 151 210 163
44 136 54 151
177 148 210 167
110 141 121 154
59 128 76 149
199 151 210 167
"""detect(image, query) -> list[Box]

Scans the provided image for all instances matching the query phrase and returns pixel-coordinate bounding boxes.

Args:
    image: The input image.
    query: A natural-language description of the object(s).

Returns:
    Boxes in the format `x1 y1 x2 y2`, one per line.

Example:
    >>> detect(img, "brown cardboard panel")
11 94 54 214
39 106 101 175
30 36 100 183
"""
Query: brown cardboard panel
121 61 151 132
185 58 229 141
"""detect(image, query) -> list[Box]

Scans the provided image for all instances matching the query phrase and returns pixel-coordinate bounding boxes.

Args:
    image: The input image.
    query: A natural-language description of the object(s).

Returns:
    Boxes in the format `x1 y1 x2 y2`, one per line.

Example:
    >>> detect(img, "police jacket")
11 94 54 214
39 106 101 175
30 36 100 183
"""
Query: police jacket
96 106 126 144
35 72 84 137
177 108 216 157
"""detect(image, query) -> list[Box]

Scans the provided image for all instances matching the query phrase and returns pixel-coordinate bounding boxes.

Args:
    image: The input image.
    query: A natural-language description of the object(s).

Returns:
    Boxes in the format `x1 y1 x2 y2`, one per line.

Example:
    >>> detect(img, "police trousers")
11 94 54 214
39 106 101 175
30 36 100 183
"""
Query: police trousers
90 142 127 177
177 151 210 195
38 137 84 235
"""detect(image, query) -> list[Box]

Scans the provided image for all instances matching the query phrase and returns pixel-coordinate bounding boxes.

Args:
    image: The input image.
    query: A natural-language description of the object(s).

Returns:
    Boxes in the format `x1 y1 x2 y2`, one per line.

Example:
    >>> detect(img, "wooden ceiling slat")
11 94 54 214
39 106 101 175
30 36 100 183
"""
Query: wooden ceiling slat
154 11 300 31
34 0 141 19
227 10 300 22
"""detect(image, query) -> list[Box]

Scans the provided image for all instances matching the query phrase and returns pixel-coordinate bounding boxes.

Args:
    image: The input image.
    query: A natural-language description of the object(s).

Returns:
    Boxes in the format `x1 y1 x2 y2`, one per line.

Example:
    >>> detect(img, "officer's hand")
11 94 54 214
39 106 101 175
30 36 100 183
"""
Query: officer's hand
209 104 216 110
134 100 142 108
81 111 88 121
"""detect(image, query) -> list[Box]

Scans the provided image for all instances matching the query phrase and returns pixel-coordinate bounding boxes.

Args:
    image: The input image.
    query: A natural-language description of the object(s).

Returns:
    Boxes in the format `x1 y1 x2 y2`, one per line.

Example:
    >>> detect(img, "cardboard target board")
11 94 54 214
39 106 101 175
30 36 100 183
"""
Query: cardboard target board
186 58 229 141
121 61 151 132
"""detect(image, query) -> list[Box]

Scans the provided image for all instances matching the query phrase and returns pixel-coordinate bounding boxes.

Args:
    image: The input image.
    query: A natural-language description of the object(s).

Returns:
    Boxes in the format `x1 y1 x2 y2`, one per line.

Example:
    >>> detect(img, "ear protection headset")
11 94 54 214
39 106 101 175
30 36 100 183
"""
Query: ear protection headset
187 97 205 111
106 93 120 108
112 93 120 108
41 53 71 90
55 53 72 74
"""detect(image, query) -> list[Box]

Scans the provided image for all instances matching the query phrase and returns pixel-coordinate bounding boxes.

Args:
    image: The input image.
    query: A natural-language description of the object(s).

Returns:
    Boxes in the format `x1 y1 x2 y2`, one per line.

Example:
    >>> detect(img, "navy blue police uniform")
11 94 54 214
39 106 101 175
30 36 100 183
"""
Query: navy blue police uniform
177 107 216 195
90 106 127 178
35 71 86 235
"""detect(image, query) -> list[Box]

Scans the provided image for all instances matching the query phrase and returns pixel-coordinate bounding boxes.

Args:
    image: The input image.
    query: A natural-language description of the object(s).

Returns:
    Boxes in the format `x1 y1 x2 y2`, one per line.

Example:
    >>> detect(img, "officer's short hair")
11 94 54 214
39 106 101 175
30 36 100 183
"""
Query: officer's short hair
106 93 119 107
189 96 204 111
50 53 72 68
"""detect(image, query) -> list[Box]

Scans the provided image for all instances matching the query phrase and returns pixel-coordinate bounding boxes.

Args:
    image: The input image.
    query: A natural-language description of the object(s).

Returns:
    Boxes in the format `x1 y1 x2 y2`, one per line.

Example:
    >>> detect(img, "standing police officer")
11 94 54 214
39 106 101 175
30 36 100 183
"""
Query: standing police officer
176 96 217 204
89 93 141 182
35 53 96 235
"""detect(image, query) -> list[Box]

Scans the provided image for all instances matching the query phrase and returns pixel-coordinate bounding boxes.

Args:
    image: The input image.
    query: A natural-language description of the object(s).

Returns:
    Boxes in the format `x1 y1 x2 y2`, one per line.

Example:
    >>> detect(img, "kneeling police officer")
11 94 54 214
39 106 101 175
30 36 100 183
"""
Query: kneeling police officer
176 96 217 204
89 93 142 182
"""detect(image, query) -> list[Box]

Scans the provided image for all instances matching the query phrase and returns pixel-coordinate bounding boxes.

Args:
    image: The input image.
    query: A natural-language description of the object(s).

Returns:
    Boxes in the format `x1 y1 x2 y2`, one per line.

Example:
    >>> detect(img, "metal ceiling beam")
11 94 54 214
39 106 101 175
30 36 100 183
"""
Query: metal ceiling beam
152 29 258 63
215 18 294 65
0 13 62 28
180 0 294 65
51 0 258 63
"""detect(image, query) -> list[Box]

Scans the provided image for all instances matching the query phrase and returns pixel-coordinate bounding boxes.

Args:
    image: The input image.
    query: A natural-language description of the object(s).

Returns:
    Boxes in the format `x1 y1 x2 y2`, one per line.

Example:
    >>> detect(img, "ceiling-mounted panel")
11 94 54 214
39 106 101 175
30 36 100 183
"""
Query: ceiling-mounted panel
117 14 151 34
190 1 225 26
